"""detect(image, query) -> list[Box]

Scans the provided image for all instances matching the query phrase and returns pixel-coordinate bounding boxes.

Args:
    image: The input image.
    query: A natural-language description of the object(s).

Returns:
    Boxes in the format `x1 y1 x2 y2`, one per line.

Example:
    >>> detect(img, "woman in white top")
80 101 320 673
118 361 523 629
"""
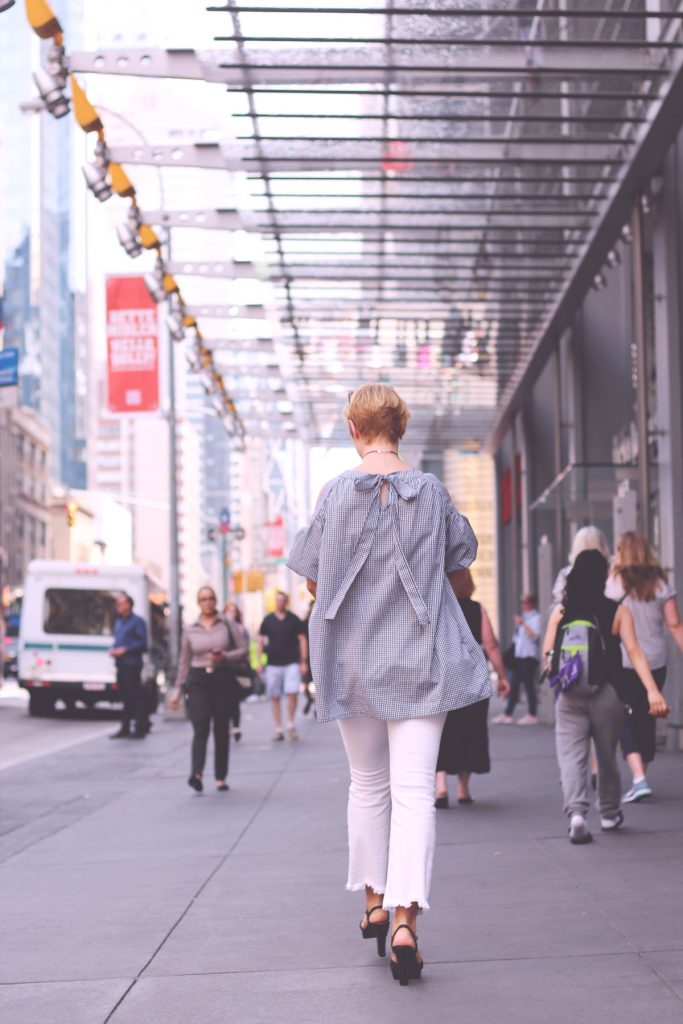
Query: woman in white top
606 532 683 803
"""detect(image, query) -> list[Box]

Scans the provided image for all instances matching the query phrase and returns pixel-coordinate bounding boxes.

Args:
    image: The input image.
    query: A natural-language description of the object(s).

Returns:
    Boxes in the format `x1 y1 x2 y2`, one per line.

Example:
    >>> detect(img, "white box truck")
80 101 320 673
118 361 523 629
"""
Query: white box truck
18 560 167 716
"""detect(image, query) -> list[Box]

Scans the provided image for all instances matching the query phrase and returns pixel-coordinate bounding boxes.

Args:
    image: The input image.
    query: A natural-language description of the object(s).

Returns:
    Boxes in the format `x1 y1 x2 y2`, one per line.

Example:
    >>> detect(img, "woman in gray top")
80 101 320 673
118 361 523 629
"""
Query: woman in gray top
288 384 490 986
606 531 683 802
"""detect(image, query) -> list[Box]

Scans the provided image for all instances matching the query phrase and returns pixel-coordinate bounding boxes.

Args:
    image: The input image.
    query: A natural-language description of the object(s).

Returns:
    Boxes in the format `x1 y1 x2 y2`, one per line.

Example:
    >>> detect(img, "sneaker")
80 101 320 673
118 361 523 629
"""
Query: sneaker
569 813 593 845
622 779 652 803
601 810 624 831
491 713 514 724
272 730 285 742
517 714 539 726
286 725 299 741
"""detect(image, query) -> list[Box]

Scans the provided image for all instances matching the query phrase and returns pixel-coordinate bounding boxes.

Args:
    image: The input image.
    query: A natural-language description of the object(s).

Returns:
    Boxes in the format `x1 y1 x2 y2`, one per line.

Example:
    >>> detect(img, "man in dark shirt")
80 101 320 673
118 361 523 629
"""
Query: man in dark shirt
258 591 307 741
109 593 148 739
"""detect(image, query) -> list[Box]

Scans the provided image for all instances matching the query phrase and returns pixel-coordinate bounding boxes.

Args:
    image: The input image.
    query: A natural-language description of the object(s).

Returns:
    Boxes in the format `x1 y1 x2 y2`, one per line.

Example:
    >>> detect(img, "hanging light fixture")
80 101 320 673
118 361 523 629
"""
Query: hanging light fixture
144 261 166 303
82 138 111 201
32 67 70 118
46 41 68 90
117 222 142 258
165 310 186 342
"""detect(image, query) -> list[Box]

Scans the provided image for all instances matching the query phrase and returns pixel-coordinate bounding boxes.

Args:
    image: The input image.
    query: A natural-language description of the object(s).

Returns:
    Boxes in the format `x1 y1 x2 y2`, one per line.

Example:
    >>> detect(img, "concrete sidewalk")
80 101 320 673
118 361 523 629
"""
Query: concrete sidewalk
1 698 682 1024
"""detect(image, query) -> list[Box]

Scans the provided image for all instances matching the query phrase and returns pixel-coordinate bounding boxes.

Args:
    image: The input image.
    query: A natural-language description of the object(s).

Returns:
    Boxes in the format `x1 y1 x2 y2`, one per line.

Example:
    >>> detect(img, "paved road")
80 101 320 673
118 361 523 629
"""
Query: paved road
1 697 681 1024
0 682 117 771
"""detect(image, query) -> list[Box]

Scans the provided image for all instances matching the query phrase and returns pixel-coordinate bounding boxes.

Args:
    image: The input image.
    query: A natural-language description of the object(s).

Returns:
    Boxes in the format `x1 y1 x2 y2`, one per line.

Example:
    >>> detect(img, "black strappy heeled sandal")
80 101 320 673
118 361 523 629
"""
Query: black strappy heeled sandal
359 905 390 958
390 923 423 986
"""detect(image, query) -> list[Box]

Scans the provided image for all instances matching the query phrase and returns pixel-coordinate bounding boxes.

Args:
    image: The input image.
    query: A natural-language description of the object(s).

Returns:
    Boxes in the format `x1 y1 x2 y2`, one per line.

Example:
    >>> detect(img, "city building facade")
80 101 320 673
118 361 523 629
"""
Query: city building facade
494 131 683 748
0 406 51 594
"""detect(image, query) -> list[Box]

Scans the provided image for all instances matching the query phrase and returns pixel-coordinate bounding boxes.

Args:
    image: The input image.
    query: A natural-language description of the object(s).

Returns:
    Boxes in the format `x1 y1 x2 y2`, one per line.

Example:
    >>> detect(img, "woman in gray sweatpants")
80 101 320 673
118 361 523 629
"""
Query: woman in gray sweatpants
543 551 669 845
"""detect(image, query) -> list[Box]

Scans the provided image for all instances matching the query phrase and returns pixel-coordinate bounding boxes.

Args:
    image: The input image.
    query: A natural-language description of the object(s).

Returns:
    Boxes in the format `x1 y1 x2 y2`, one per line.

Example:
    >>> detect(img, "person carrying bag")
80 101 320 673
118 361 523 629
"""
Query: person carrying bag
170 586 247 793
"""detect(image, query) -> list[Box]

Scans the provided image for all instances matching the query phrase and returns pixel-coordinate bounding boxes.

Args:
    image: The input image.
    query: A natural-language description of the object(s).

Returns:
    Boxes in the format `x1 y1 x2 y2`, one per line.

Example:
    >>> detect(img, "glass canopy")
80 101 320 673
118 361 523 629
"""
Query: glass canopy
203 0 683 448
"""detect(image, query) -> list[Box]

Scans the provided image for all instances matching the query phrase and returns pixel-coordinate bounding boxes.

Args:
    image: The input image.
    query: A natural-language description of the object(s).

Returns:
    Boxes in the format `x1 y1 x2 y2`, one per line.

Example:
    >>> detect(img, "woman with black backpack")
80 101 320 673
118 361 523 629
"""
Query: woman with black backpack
543 550 669 845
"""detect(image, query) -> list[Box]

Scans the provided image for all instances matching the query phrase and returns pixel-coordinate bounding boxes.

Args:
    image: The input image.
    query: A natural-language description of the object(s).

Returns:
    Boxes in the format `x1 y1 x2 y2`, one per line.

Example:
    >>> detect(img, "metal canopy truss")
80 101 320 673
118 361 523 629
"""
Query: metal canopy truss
76 0 683 446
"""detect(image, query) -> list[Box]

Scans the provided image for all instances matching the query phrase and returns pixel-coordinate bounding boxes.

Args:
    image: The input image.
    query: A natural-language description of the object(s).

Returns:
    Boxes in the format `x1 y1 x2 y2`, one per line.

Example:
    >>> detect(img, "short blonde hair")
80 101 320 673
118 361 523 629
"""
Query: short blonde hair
343 384 410 444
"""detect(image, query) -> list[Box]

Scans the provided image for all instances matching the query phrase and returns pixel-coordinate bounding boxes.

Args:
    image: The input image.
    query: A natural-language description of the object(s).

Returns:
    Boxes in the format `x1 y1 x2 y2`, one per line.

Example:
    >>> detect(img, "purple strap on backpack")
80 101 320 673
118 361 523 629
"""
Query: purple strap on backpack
549 653 582 699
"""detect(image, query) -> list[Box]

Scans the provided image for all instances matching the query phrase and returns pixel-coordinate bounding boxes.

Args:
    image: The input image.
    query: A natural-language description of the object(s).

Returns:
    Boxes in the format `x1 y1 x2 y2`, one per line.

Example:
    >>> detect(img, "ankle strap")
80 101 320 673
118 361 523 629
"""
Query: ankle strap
364 905 386 918
392 923 418 942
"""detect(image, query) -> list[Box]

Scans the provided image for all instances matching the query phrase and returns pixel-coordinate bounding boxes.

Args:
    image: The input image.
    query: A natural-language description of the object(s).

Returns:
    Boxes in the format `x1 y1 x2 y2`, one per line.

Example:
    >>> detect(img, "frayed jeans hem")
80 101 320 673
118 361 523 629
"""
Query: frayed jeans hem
346 880 387 895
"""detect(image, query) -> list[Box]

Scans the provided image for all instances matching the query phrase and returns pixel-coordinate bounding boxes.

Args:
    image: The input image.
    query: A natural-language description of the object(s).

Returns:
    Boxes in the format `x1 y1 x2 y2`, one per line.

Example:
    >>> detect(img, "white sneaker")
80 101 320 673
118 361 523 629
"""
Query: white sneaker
286 724 299 741
600 811 624 831
517 714 539 726
491 713 514 724
569 813 593 845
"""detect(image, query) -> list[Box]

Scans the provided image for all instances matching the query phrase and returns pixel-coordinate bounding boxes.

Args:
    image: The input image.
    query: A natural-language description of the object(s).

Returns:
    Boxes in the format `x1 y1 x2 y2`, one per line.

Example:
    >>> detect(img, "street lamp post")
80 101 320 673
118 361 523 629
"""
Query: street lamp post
93 106 182 681
165 251 182 681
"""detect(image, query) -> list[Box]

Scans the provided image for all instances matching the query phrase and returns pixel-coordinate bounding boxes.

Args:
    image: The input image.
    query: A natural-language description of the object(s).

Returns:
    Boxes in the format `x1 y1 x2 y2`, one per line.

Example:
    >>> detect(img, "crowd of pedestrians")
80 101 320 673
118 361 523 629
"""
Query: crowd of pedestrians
100 382 679 990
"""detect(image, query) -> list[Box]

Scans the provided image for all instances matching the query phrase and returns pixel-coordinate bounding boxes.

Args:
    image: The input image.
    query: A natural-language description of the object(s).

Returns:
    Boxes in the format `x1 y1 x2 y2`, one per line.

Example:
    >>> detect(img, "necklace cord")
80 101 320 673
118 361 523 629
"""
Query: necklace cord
361 449 399 458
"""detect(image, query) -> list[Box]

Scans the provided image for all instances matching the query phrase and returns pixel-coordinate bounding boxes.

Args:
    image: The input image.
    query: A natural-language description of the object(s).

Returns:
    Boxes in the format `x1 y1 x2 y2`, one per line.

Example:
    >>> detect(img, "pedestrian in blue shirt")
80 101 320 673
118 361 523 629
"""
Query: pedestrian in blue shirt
492 595 541 725
109 593 148 739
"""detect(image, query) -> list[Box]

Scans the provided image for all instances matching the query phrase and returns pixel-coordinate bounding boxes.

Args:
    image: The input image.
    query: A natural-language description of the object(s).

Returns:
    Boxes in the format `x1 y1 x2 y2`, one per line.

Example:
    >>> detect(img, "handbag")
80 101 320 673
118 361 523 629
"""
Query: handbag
502 642 516 671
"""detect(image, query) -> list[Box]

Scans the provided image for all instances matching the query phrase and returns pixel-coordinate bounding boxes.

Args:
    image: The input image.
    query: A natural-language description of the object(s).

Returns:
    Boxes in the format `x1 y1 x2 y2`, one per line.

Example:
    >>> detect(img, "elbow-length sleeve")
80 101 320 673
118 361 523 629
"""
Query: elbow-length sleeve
443 495 478 573
175 629 192 694
287 485 332 581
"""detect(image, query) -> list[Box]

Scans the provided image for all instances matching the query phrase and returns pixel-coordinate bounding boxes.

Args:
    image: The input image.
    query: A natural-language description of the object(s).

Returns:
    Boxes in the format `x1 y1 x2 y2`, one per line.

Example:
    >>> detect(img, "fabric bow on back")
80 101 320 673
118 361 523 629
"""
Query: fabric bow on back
324 473 430 627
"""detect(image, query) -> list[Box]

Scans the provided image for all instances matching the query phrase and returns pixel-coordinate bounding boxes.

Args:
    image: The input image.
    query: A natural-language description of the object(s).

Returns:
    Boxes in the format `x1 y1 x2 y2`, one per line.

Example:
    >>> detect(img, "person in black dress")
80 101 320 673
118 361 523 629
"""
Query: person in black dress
435 570 510 807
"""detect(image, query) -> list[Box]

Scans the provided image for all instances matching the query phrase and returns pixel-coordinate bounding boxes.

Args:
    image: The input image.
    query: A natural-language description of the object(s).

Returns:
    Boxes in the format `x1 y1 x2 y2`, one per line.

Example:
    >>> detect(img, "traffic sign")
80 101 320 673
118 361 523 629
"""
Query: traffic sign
0 348 19 388
219 507 230 535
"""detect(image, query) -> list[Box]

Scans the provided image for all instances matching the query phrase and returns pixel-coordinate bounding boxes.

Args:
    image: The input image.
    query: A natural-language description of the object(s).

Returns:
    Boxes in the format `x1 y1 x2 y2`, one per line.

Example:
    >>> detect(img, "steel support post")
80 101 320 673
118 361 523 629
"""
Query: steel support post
509 429 520 617
553 347 564 559
652 140 683 751
166 300 182 685
514 413 532 597
222 534 229 607
631 199 651 539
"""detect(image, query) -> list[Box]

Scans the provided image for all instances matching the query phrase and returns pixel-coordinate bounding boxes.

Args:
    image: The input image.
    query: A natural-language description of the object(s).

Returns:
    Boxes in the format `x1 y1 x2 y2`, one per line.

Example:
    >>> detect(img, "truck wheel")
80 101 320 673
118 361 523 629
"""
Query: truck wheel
29 691 55 717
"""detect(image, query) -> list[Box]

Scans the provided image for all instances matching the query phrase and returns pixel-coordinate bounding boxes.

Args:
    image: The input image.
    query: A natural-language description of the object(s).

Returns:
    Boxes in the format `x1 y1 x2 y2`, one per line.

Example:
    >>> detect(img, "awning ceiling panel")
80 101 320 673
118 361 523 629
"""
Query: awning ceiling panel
208 0 683 449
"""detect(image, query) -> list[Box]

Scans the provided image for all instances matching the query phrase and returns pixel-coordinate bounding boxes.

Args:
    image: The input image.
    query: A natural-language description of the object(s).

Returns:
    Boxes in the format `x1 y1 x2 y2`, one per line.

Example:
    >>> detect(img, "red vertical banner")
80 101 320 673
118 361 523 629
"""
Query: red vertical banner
106 275 159 413
267 516 285 559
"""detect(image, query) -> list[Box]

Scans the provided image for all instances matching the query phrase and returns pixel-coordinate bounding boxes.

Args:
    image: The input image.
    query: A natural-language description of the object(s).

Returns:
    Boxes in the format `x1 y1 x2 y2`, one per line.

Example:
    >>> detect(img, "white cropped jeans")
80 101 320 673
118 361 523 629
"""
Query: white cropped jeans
337 714 446 911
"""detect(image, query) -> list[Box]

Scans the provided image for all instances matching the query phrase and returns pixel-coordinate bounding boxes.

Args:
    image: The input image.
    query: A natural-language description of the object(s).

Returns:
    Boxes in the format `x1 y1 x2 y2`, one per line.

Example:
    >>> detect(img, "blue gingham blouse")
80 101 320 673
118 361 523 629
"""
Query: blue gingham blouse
287 469 492 723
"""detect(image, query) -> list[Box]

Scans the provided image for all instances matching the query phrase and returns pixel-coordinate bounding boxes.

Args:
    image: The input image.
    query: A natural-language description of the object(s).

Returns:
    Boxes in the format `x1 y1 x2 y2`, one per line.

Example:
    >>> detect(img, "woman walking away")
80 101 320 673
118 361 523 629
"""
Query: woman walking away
435 569 510 808
551 525 611 606
606 532 683 803
287 384 491 986
551 526 611 787
224 600 251 742
169 587 247 793
543 551 669 845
